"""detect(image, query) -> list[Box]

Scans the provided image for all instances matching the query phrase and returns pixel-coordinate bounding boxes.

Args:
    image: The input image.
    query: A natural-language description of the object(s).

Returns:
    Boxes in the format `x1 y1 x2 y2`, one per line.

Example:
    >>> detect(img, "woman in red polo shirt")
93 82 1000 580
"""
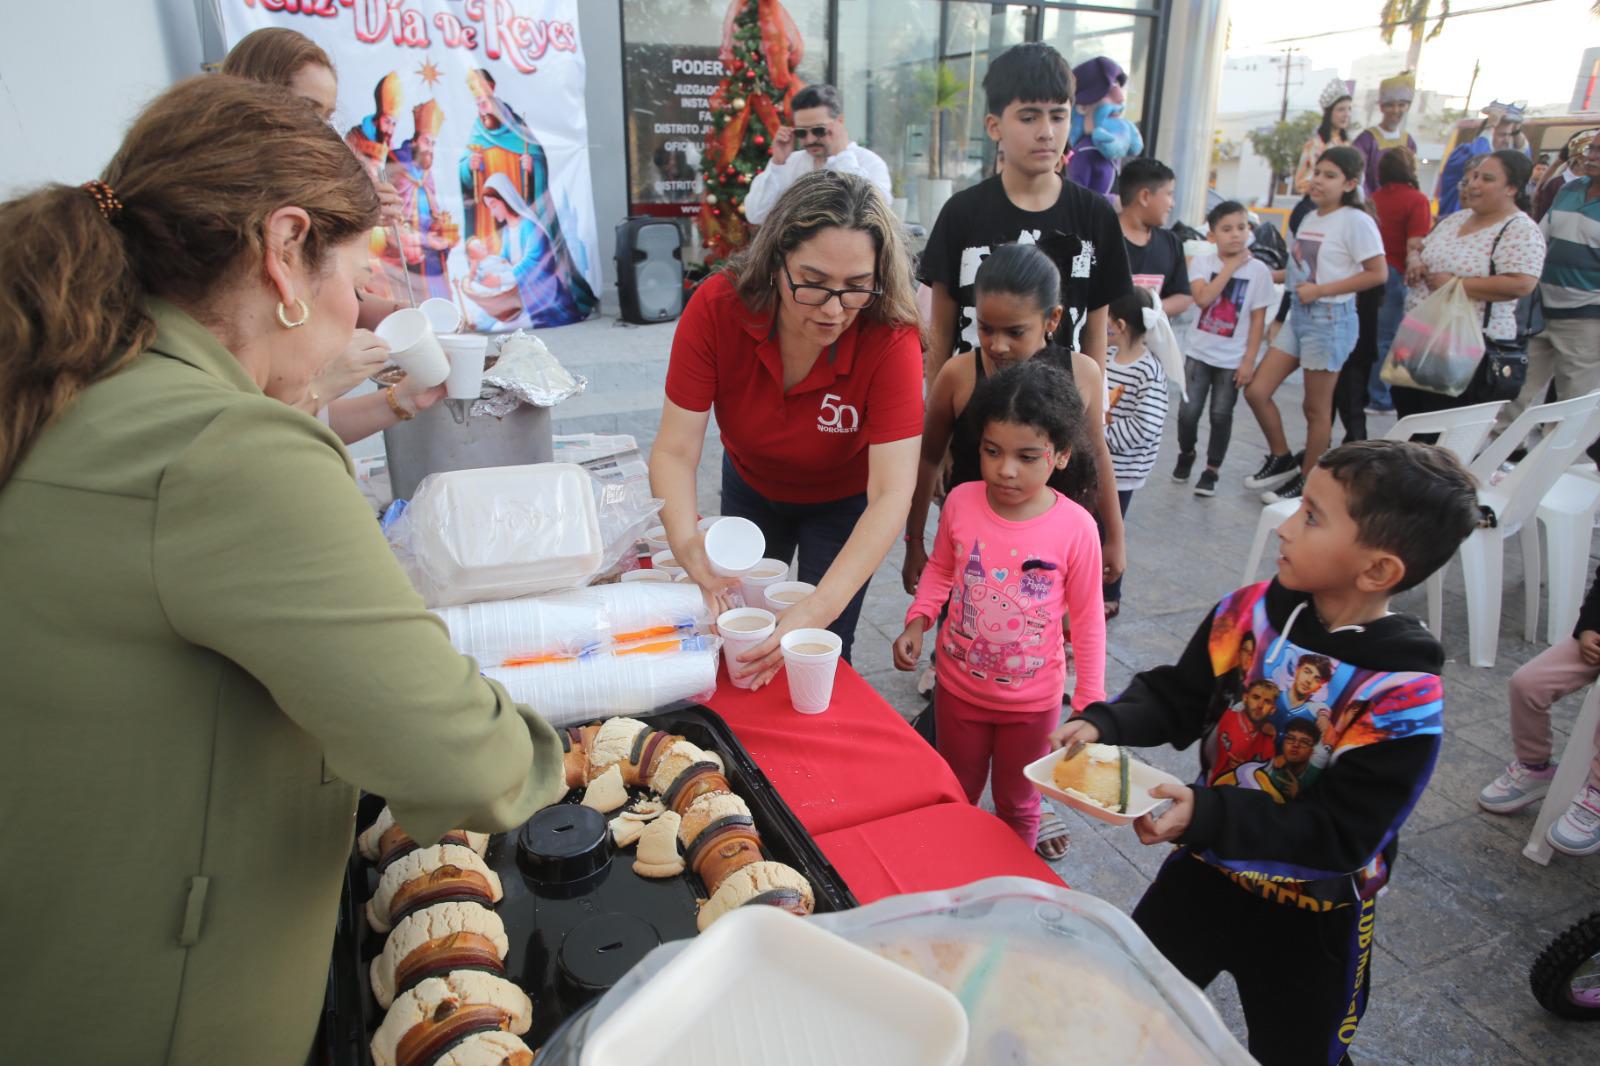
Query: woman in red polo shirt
650 170 923 681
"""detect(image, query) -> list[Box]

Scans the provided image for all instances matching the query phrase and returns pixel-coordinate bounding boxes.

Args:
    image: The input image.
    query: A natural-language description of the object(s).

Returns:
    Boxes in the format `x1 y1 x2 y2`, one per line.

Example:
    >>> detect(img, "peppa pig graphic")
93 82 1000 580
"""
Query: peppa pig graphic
963 580 1050 686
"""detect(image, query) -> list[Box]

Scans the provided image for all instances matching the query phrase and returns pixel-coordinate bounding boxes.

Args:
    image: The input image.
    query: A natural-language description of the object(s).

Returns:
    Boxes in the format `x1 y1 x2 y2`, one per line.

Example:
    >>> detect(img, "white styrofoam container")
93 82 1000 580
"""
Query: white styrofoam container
1025 745 1185 826
579 906 968 1066
409 463 602 606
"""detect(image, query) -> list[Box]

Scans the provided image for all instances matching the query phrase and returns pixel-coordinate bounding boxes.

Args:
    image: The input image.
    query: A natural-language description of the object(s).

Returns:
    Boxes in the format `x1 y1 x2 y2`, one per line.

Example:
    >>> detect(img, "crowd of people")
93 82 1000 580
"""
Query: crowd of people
3 22 1599 1066
647 41 1600 1064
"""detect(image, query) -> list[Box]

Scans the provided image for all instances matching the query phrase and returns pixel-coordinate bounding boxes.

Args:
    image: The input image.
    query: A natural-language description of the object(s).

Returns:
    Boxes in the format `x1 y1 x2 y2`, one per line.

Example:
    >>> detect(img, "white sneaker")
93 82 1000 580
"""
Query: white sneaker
1547 786 1600 857
1478 760 1557 813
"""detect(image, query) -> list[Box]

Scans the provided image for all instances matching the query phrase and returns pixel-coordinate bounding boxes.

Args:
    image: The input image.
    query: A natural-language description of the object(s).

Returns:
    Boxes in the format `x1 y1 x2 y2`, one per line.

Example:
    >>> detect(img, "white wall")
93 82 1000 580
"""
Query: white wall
0 0 205 196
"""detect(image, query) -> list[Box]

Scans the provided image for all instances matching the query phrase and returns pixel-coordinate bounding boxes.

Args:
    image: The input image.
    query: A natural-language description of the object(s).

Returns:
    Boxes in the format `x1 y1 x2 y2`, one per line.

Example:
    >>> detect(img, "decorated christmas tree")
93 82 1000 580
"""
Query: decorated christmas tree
698 0 804 262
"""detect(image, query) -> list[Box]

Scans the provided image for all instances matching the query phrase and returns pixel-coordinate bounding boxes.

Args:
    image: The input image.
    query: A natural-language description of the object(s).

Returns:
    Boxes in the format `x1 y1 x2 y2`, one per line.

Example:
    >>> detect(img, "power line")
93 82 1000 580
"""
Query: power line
1232 0 1556 50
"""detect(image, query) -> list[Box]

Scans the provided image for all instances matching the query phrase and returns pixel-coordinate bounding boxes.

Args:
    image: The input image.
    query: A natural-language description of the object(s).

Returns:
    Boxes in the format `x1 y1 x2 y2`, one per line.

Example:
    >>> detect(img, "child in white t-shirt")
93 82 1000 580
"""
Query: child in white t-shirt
1173 201 1278 497
1242 146 1386 505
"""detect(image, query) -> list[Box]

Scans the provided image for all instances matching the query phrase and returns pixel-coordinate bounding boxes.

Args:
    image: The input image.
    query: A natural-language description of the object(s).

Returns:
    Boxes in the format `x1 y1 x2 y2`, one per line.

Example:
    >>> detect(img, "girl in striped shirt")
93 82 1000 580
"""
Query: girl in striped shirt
1103 287 1170 617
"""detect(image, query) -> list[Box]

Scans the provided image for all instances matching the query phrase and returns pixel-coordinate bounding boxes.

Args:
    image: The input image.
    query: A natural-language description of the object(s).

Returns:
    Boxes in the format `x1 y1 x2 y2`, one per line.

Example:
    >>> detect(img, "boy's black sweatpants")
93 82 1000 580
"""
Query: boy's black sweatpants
1133 851 1374 1066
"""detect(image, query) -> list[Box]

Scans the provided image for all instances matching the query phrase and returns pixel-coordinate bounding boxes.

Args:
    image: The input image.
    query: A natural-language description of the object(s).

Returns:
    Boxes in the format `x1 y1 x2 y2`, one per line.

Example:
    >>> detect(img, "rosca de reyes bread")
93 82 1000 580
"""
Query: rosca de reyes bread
367 844 504 933
370 971 533 1066
370 901 510 1009
679 792 763 894
358 806 489 868
424 1031 535 1066
1052 743 1131 813
696 860 814 932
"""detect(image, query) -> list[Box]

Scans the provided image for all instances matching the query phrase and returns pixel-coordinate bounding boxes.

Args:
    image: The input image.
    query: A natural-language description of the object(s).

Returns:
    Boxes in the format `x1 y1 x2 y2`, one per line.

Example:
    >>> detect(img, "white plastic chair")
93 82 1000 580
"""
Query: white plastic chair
1523 471 1600 645
1524 682 1600 865
1426 391 1600 668
1239 401 1506 585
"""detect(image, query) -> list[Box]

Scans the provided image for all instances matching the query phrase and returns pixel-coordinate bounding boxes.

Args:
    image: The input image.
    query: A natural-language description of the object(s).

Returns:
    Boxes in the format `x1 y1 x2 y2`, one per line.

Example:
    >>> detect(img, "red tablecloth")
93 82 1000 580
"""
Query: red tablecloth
814 802 1064 904
702 661 967 837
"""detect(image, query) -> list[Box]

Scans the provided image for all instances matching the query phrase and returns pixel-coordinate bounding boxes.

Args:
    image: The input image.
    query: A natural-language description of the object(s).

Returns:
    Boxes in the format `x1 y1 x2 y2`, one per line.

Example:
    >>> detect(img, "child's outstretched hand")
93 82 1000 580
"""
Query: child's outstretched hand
1048 718 1100 751
892 620 926 672
1133 783 1195 845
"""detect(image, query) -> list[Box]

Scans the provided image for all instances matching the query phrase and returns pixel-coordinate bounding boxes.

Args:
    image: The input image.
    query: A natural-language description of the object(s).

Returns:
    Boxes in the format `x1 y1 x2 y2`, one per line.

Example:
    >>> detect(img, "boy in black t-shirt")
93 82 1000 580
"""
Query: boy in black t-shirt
920 43 1133 584
1118 157 1193 319
921 43 1133 385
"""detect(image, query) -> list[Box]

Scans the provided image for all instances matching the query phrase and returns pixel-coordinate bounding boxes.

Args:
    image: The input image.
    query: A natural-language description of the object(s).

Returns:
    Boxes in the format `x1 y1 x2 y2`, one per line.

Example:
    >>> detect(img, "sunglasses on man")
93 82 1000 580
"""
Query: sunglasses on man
791 124 833 142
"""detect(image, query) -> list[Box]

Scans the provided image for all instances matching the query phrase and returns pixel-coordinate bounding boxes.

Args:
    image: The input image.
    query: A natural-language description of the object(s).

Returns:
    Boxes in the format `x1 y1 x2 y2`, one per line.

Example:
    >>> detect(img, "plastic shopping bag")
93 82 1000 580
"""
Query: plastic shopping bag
1379 279 1486 397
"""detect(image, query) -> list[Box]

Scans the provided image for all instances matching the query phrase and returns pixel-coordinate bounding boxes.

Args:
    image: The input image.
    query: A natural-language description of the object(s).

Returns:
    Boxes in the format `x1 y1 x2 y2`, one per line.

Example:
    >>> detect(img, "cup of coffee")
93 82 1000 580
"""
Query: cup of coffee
717 607 776 690
651 549 686 580
419 297 463 335
780 628 843 713
643 525 670 554
704 516 765 578
762 581 816 616
375 308 449 388
620 568 672 583
739 558 790 610
439 333 490 400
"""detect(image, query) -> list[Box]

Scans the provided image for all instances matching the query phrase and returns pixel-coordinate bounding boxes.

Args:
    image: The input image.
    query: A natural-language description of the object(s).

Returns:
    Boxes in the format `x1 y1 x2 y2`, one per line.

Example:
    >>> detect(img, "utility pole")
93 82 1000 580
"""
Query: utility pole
1276 47 1301 122
1463 59 1481 115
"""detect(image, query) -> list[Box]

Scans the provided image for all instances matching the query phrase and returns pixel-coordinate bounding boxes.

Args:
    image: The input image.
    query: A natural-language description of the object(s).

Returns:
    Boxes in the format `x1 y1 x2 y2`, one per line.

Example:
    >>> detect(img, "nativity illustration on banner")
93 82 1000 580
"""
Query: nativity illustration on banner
220 0 600 331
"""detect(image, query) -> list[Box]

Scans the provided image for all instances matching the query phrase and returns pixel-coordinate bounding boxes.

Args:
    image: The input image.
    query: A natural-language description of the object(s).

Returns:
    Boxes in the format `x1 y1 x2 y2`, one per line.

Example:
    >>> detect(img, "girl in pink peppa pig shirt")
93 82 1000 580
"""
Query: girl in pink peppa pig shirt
894 359 1106 853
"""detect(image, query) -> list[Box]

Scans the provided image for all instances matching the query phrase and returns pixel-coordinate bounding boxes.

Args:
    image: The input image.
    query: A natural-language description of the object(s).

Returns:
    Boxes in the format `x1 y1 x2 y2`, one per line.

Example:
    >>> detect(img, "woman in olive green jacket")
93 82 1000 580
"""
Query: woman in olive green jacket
0 77 565 1065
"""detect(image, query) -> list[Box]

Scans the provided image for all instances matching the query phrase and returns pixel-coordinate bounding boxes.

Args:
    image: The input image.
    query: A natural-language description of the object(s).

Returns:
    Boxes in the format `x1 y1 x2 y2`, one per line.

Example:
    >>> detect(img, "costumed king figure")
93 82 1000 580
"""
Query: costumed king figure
1067 56 1143 198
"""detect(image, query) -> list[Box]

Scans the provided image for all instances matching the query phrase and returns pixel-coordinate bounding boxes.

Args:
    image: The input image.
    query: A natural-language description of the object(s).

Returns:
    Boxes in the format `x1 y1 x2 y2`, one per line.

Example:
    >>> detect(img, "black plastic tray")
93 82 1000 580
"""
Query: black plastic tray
318 703 855 1065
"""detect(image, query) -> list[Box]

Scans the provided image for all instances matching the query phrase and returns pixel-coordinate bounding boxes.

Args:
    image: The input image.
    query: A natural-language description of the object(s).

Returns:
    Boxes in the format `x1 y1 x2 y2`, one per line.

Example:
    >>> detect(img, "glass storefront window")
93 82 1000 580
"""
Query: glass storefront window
1040 7 1154 127
940 3 1030 191
619 0 829 228
835 0 942 210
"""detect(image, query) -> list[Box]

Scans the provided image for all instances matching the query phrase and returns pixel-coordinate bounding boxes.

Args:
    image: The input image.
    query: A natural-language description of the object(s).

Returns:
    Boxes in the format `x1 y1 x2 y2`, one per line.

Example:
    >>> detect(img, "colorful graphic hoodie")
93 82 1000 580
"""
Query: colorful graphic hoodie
1077 580 1444 910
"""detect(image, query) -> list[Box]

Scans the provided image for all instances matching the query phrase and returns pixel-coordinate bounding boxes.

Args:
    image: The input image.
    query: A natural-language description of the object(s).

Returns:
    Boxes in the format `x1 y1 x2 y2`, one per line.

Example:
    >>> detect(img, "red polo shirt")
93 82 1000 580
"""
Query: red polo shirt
665 272 924 503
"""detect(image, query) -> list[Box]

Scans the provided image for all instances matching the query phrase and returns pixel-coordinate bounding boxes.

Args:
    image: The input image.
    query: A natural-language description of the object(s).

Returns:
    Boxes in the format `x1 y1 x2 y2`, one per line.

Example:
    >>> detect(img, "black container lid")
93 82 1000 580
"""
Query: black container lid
517 804 611 885
557 914 661 1003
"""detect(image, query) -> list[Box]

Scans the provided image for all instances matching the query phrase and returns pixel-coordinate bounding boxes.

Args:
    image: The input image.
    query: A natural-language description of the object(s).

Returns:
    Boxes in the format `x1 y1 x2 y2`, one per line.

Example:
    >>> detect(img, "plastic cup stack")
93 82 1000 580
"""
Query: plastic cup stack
717 607 776 690
780 628 842 713
739 559 790 611
762 580 816 617
375 308 449 388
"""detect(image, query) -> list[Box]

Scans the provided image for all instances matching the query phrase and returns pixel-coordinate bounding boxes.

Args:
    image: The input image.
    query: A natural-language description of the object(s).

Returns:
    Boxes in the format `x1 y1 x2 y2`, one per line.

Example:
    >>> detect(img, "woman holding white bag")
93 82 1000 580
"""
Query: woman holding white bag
1389 150 1546 417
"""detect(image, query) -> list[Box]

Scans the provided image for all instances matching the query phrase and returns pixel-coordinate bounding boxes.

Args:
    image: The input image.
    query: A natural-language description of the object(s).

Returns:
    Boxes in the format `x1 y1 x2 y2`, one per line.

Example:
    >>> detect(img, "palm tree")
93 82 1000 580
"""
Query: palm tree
1379 1 1451 70
919 63 967 180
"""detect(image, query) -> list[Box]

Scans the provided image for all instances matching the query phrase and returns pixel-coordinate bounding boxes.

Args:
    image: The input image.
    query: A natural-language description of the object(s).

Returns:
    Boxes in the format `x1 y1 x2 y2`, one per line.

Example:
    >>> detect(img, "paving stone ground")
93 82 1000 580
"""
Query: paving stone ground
552 311 1600 1065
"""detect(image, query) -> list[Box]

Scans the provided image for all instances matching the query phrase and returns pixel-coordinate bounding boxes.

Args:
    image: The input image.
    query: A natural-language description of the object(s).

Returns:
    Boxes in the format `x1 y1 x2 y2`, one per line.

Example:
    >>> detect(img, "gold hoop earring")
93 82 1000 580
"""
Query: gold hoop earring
276 298 310 329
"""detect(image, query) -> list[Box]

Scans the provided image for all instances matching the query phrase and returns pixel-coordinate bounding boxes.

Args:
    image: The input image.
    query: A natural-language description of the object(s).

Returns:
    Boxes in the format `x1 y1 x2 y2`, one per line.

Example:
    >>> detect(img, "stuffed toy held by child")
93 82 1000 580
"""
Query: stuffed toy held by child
1067 56 1143 197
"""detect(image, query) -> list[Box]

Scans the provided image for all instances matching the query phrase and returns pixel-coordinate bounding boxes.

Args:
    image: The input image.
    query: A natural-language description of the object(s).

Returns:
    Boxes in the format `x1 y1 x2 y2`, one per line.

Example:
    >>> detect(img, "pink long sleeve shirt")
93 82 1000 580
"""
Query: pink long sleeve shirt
907 481 1106 714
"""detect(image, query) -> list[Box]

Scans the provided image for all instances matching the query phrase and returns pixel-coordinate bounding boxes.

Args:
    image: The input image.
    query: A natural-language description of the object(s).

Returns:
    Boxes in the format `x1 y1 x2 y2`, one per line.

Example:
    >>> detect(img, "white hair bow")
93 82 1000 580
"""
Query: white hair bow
1140 304 1187 401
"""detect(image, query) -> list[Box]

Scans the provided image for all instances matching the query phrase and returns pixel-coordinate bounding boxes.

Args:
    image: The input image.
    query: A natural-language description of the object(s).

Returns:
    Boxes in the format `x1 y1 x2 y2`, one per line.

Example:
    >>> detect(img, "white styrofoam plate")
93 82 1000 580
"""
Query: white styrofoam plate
1025 746 1185 826
579 905 968 1066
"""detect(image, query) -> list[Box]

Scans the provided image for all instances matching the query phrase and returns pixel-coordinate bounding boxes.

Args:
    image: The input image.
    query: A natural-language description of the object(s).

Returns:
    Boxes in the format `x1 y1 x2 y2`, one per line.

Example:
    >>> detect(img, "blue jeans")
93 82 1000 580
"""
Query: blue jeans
720 453 871 663
1368 266 1407 408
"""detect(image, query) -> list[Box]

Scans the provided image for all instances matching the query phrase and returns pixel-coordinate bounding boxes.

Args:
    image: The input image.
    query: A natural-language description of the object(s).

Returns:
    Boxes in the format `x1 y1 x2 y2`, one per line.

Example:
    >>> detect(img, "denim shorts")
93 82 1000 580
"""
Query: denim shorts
1277 299 1359 373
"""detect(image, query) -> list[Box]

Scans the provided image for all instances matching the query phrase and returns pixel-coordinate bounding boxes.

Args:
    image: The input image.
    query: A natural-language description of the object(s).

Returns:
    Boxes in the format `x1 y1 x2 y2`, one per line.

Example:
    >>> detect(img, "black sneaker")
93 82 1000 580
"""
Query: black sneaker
1244 452 1300 490
1261 472 1305 504
1172 451 1196 481
1194 469 1219 496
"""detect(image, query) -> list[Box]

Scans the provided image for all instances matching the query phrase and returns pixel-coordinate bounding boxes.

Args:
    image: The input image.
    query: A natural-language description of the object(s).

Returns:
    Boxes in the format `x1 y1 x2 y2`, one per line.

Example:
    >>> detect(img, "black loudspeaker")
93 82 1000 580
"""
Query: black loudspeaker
614 218 685 324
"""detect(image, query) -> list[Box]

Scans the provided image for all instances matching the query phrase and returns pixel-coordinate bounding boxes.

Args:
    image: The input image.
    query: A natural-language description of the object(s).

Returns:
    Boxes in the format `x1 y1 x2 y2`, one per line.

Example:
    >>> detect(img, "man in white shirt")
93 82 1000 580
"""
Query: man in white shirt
743 84 893 225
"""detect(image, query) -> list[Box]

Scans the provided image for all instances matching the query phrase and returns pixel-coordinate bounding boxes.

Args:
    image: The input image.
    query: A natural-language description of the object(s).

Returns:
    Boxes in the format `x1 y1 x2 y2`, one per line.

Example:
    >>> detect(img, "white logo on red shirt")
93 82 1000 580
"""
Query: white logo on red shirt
817 392 859 434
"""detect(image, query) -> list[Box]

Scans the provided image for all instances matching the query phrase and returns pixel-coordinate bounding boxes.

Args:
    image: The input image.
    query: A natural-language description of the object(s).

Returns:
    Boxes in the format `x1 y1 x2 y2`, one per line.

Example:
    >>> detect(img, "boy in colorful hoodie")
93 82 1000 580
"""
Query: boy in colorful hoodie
1051 440 1481 1066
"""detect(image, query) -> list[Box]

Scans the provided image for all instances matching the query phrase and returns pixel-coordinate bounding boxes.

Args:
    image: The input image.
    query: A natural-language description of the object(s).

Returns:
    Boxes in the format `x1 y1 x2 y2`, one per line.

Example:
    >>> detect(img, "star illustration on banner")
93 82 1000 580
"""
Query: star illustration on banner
417 57 443 89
